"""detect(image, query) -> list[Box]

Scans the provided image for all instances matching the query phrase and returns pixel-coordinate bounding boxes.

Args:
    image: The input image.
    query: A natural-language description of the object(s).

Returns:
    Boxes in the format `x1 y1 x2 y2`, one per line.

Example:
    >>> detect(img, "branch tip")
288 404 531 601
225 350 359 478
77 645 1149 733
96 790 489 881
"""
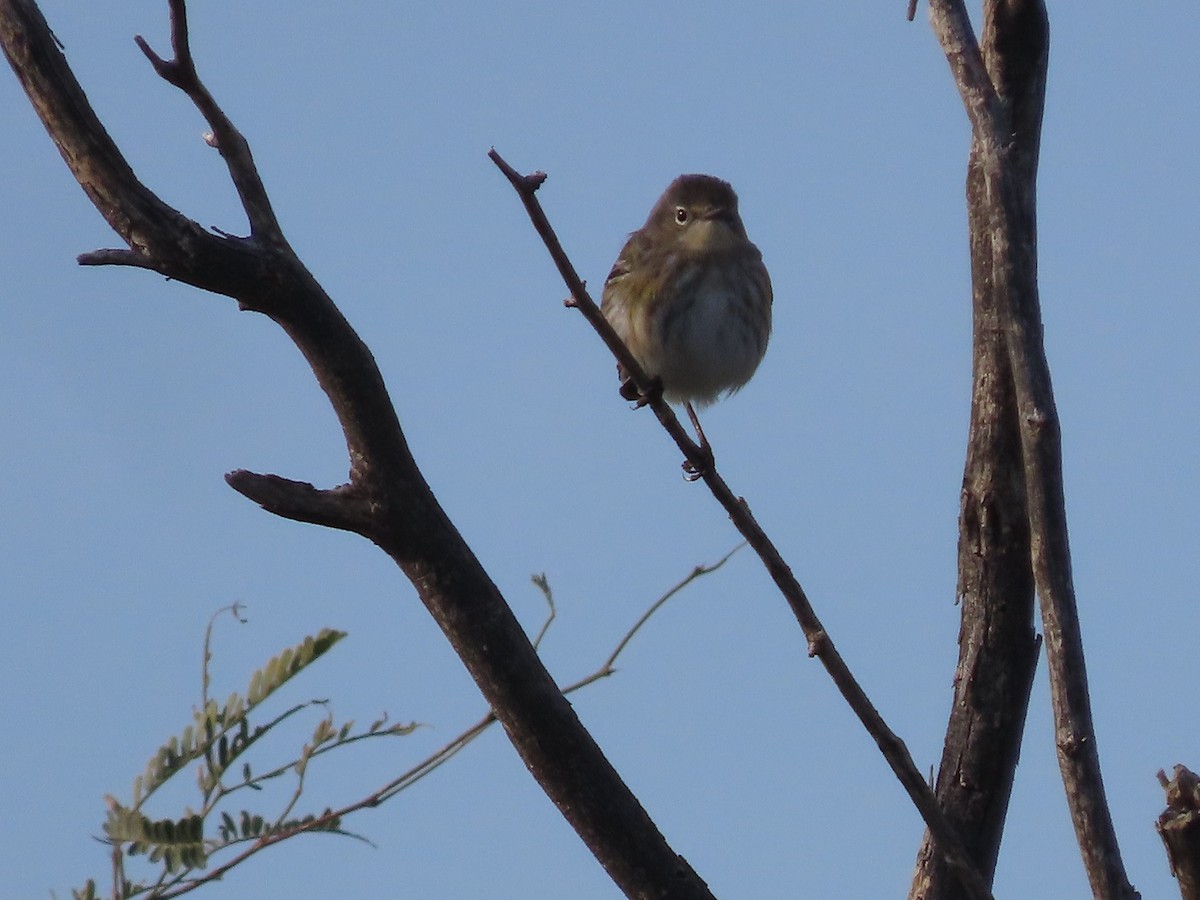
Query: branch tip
77 248 156 270
225 470 373 534
487 148 546 196
132 34 168 75
133 0 196 91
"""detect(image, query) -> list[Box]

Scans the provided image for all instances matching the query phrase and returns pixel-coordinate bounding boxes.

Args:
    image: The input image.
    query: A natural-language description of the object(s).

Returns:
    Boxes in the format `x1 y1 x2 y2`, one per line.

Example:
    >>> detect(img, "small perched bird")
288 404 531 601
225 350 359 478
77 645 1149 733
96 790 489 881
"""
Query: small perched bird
601 174 772 476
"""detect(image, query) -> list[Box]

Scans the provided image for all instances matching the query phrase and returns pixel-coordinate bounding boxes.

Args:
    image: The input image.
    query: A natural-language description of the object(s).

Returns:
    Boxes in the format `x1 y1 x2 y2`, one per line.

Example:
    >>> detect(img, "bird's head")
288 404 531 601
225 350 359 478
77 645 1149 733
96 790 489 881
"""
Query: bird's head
646 174 748 254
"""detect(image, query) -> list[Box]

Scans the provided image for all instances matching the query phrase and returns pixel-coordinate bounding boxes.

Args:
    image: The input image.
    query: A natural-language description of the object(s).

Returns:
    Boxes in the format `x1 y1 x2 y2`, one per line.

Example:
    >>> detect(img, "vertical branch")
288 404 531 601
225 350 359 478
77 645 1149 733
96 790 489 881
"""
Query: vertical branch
924 1 1139 897
911 1 1046 894
908 133 1040 900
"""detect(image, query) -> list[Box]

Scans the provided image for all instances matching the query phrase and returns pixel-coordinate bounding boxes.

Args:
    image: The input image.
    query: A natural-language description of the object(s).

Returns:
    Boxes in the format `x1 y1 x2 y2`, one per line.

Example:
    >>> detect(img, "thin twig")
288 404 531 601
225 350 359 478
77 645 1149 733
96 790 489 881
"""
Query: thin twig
201 603 247 712
489 150 713 476
150 548 742 897
529 573 556 649
491 149 994 900
565 542 745 691
384 545 746 802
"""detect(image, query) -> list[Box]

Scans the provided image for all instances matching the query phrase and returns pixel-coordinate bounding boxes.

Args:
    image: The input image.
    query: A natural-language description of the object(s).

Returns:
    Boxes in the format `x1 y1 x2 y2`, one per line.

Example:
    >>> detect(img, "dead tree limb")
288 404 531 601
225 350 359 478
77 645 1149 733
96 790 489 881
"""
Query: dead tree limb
921 2 1138 897
0 2 712 896
1158 766 1200 900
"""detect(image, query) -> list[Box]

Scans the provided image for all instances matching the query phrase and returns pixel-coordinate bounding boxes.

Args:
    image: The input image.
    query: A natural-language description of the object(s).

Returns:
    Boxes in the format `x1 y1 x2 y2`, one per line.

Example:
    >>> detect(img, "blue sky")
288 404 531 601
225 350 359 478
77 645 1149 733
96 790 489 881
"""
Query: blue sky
3 2 1198 897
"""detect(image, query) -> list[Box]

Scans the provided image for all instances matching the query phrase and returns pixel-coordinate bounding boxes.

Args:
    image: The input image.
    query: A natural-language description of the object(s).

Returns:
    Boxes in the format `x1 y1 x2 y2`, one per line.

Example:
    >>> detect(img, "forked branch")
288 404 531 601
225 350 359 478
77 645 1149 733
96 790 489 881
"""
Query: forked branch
133 0 280 239
923 1 1138 896
0 2 716 896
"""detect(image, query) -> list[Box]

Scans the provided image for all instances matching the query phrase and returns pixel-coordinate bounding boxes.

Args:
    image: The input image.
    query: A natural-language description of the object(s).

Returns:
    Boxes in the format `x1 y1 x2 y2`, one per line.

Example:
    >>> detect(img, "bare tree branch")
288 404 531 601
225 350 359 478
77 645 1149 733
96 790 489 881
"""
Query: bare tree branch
924 2 1138 897
224 472 374 533
0 2 716 896
133 0 281 240
908 6 1045 892
491 149 995 900
77 247 159 269
907 141 1042 898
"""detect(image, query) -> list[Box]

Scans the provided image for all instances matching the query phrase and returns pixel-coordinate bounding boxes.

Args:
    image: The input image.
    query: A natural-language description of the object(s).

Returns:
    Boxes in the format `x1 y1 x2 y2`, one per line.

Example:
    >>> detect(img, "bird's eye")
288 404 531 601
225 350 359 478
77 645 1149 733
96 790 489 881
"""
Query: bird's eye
674 207 690 225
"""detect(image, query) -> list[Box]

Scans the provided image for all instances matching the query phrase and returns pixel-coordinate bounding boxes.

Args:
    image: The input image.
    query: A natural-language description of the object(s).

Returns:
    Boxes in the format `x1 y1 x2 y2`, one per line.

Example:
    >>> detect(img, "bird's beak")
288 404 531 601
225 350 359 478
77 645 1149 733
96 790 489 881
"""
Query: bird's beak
681 208 741 252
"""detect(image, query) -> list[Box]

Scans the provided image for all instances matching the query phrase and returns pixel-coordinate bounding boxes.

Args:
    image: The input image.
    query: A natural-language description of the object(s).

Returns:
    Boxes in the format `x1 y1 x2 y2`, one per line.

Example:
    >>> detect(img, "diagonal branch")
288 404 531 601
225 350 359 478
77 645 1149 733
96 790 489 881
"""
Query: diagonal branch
925 2 1139 897
489 152 712 475
0 2 717 897
491 149 995 900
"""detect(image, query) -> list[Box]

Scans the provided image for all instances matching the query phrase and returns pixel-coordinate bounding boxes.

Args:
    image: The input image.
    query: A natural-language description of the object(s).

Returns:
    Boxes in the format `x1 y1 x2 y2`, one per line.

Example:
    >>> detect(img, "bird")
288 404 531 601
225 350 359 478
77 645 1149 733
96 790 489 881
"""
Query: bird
600 174 772 478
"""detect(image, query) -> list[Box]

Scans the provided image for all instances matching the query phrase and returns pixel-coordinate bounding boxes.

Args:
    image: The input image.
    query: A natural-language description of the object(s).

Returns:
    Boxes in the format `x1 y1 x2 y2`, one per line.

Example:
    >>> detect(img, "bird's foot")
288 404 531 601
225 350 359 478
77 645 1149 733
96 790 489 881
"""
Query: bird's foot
681 402 714 481
681 441 714 482
620 374 663 408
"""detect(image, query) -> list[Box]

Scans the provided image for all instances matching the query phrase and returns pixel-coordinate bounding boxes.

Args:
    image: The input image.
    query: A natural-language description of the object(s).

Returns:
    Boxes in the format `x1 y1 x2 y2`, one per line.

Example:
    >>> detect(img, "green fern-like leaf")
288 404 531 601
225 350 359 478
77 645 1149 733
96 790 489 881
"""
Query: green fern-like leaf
239 810 266 838
219 810 237 842
106 805 207 872
224 692 244 721
95 625 355 888
279 808 342 835
244 628 346 708
104 801 150 843
137 728 205 802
